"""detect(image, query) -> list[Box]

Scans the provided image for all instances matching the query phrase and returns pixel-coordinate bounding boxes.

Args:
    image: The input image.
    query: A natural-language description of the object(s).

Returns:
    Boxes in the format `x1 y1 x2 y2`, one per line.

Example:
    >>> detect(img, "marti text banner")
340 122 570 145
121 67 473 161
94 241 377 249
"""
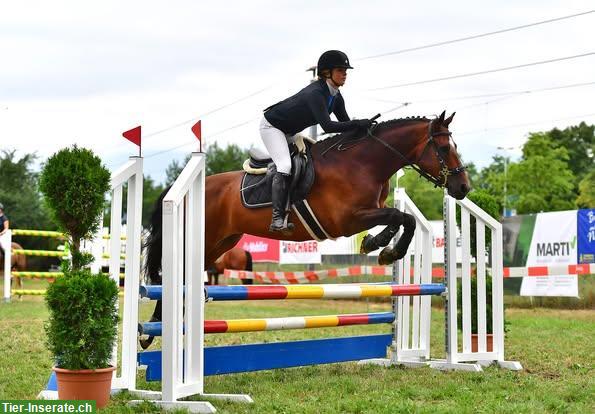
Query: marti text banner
520 210 578 297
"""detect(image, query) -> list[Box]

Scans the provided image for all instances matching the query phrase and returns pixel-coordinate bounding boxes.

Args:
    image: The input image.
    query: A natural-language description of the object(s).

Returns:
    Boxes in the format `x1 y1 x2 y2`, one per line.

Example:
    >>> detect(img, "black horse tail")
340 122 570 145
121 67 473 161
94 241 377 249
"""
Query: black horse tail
139 185 170 350
245 250 253 271
144 185 171 286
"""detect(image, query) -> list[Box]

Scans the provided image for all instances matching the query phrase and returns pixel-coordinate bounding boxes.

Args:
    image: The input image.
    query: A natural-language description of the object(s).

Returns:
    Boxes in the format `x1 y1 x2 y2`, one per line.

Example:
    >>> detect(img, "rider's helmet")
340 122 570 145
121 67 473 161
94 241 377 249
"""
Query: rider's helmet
317 50 353 74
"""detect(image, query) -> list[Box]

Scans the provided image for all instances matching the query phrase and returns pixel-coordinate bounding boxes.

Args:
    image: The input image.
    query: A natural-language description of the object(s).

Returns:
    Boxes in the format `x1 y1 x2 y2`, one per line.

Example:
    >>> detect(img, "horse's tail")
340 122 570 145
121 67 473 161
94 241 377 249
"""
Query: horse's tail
144 186 171 286
139 185 170 350
244 250 253 271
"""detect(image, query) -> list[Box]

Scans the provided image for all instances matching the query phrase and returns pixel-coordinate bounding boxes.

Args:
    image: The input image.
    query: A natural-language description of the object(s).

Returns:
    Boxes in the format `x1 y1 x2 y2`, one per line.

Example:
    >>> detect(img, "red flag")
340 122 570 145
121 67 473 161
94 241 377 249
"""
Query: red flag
122 126 141 147
191 120 202 152
191 120 202 141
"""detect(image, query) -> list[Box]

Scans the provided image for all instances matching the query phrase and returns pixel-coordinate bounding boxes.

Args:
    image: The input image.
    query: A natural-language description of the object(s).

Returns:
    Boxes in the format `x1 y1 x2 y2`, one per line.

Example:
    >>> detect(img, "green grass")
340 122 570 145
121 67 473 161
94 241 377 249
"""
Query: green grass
0 290 593 413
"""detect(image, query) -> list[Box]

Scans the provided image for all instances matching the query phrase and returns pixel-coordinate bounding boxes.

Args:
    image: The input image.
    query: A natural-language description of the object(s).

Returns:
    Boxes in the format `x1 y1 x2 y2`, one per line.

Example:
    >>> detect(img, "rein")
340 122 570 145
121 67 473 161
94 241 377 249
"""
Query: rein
366 119 466 188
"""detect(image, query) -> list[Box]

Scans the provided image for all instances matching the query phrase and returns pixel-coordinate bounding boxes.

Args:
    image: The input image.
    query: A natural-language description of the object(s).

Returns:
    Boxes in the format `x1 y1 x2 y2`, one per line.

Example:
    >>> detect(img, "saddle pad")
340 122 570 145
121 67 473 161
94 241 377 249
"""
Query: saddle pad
240 172 274 208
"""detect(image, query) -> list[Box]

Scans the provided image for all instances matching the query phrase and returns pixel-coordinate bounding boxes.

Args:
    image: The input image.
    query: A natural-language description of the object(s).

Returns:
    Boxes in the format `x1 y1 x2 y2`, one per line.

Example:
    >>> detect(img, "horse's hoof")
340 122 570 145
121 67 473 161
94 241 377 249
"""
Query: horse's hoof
394 249 407 261
378 247 394 265
360 235 374 254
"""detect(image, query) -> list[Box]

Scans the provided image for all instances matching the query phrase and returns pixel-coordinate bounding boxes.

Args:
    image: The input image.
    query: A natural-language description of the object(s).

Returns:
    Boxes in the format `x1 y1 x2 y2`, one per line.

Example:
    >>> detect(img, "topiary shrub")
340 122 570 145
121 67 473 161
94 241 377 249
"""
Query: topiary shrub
45 267 119 369
39 145 118 370
39 145 110 269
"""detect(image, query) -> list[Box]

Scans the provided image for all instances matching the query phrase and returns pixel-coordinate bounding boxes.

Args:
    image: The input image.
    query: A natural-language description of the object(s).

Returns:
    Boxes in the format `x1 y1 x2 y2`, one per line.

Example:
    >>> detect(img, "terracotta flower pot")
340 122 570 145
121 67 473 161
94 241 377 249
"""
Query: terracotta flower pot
471 334 493 352
53 366 115 408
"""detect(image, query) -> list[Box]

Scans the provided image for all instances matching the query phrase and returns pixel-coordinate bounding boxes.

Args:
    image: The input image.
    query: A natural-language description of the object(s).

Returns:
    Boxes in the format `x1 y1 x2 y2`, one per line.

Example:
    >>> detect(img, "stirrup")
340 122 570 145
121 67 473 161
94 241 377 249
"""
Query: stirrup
269 218 294 234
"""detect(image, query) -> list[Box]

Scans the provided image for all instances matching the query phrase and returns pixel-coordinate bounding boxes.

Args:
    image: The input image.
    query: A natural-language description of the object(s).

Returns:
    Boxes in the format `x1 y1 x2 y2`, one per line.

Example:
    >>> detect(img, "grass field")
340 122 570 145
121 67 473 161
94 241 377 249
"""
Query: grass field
0 283 593 413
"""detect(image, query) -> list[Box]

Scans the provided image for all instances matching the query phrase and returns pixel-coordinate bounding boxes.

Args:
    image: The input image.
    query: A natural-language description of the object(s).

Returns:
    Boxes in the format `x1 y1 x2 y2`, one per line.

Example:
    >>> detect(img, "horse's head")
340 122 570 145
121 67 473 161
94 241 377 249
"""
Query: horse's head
413 111 470 199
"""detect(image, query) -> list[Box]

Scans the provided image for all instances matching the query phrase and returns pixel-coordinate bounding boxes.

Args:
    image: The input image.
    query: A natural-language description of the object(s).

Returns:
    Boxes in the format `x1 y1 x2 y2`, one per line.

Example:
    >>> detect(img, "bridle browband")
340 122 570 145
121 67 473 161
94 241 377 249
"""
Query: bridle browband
367 118 467 188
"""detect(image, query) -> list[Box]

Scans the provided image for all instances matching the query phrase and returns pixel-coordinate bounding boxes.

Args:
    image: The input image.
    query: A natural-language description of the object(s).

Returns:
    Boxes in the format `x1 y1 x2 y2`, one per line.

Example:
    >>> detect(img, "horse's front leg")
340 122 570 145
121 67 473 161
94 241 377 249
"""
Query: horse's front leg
354 208 416 265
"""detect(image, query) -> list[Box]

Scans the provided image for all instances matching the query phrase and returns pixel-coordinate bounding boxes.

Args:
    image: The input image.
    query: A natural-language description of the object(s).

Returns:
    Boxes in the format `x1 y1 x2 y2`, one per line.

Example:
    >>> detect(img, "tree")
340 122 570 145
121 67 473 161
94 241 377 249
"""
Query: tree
165 142 250 185
0 150 53 230
524 122 594 182
205 142 249 176
507 143 576 214
142 176 164 228
398 168 443 220
464 162 480 189
576 170 595 208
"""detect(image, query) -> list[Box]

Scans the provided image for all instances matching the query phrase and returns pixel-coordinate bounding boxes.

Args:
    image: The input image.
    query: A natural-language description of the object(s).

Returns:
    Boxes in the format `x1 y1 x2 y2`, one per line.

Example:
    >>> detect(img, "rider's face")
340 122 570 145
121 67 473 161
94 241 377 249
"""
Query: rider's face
330 68 347 87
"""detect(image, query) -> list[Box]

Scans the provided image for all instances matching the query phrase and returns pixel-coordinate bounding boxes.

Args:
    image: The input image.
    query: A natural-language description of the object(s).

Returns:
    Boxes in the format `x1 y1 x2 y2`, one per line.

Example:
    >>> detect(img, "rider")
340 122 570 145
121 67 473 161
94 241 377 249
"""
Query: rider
0 203 9 258
261 50 373 234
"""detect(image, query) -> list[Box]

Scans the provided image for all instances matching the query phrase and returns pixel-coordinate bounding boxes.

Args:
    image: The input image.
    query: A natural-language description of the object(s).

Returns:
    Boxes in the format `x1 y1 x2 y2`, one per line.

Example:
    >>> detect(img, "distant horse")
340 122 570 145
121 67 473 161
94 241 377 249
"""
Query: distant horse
0 242 26 291
206 247 253 285
141 112 470 348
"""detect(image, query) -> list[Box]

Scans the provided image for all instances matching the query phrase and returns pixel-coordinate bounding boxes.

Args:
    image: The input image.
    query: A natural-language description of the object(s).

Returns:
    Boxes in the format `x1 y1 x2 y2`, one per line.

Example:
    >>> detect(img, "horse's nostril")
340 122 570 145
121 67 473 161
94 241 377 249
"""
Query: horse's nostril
461 183 470 194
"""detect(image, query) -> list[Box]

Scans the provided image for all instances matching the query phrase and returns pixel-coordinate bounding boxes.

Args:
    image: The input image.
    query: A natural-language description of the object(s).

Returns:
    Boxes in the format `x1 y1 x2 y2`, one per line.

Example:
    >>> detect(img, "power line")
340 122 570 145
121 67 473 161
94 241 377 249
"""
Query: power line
363 80 595 104
144 87 272 139
358 10 595 61
369 52 595 91
456 112 595 136
145 117 259 159
138 11 595 143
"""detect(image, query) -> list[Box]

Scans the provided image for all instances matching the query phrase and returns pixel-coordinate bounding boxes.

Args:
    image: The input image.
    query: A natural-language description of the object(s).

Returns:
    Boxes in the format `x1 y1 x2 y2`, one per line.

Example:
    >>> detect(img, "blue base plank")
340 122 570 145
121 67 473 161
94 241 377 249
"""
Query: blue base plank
139 334 391 381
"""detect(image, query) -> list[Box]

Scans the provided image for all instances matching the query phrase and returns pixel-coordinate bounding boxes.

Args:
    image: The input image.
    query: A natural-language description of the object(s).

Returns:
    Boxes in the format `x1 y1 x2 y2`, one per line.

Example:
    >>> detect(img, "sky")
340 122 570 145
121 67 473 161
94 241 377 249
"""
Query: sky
1 1 594 185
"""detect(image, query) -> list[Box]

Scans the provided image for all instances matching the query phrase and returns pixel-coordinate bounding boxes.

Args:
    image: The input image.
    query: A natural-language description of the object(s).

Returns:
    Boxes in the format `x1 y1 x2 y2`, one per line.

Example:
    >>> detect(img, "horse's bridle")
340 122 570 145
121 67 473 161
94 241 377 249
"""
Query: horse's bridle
367 118 467 188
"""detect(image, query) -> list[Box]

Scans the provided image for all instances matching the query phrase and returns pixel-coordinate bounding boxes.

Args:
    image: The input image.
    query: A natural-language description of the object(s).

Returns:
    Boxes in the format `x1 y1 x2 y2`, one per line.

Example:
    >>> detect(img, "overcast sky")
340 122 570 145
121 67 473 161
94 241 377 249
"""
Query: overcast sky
1 1 594 184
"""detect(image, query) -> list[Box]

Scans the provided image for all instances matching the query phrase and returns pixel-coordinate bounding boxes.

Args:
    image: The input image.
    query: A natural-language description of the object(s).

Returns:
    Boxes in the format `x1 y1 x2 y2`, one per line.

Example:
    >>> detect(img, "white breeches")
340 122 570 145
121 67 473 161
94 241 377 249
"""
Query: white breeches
260 117 292 175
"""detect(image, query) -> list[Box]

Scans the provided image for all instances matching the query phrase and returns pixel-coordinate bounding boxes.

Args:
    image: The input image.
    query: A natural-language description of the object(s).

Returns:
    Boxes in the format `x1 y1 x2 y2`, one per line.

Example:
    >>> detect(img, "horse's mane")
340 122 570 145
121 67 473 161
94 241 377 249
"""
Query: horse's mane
314 116 431 151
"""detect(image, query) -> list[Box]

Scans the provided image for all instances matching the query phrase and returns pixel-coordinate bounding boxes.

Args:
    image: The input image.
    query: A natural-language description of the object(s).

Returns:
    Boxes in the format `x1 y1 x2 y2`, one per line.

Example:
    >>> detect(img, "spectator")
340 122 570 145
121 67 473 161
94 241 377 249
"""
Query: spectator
0 203 9 257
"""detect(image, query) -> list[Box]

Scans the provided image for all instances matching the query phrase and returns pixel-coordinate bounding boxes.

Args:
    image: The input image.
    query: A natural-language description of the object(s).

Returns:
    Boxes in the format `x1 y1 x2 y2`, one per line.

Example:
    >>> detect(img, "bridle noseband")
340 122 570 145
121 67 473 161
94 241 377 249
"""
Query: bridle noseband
368 118 466 188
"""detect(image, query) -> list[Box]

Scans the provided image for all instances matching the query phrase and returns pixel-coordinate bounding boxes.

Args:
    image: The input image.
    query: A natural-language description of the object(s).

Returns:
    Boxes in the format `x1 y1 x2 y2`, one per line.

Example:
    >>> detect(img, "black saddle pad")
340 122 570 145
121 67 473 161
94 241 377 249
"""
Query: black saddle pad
240 143 315 209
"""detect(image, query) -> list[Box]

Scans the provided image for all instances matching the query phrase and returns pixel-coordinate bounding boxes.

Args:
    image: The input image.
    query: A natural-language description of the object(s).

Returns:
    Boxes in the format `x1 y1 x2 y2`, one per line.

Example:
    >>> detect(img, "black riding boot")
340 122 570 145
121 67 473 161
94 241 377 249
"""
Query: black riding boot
269 172 294 234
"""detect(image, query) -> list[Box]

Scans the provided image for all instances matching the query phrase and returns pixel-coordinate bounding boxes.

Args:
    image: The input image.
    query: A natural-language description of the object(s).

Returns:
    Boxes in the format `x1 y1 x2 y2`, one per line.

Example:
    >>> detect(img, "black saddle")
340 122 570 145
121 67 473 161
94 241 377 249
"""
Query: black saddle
240 141 315 209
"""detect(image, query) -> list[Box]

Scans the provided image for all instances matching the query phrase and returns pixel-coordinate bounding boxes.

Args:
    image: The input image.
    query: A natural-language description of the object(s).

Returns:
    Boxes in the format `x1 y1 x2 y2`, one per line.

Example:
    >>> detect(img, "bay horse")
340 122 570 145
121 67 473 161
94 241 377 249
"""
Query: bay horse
0 242 26 291
140 112 469 349
206 247 253 285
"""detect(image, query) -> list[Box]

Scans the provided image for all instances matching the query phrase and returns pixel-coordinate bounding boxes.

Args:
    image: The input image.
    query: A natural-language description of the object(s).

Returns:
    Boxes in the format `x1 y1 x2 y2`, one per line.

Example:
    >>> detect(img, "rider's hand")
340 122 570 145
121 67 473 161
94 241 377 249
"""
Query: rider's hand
355 119 373 130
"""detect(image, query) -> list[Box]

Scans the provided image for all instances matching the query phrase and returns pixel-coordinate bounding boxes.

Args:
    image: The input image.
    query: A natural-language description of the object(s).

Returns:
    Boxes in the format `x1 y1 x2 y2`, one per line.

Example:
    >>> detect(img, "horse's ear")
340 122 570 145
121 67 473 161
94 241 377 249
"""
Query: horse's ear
444 112 456 127
438 111 446 123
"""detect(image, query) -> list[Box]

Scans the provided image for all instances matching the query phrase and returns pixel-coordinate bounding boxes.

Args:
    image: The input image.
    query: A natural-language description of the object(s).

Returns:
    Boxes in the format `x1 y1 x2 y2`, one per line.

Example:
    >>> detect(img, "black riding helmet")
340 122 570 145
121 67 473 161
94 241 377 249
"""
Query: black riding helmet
317 50 353 73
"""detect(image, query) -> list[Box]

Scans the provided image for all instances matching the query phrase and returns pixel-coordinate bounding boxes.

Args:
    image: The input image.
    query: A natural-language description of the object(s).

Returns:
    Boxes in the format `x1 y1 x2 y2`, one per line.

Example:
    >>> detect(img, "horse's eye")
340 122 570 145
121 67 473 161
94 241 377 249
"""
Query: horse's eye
438 145 450 155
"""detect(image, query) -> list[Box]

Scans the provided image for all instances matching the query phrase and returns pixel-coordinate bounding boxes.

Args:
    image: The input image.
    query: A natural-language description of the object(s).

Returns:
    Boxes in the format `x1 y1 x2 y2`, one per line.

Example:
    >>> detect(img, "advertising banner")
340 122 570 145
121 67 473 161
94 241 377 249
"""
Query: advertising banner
279 240 321 264
319 236 355 255
236 234 279 262
520 210 578 297
577 209 595 264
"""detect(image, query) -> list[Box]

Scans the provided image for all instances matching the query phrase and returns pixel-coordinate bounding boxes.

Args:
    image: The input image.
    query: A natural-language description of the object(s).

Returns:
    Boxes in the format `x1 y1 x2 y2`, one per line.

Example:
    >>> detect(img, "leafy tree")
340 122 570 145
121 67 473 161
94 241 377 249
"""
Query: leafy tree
142 176 164 228
205 142 249 176
525 122 594 182
0 150 53 230
165 142 250 185
398 168 443 220
164 158 187 187
507 142 576 214
475 155 506 199
464 162 480 188
576 170 595 208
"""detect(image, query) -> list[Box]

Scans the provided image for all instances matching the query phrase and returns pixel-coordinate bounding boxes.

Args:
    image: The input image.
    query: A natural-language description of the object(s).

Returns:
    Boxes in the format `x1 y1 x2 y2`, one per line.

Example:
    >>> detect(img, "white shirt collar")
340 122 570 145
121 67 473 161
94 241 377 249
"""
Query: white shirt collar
326 79 339 96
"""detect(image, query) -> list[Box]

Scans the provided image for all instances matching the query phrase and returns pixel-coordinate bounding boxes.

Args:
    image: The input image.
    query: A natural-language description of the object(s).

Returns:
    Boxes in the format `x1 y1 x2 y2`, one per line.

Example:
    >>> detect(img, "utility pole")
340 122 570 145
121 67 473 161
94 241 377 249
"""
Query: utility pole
497 146 515 217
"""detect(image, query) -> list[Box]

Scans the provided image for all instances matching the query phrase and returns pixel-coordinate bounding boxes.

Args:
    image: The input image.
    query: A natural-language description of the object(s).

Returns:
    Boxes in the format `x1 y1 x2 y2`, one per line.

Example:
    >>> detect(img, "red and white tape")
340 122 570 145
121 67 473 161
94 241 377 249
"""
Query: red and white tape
224 263 594 284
